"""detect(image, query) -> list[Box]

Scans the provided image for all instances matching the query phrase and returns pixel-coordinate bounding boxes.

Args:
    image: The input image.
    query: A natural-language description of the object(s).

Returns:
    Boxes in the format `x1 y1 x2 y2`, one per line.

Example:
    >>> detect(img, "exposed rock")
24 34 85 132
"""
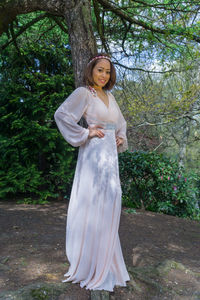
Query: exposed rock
0 282 69 300
127 259 200 299
90 290 110 300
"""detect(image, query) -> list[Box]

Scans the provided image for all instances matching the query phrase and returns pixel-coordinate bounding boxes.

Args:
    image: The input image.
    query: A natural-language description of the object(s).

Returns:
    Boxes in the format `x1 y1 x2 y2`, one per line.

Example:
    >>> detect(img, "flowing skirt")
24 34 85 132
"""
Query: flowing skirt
63 127 130 291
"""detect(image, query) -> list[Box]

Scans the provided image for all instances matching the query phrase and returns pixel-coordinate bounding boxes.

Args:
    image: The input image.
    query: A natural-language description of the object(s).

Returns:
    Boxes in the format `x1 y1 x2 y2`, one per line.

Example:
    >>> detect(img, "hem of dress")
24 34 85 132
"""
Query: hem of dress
62 276 130 292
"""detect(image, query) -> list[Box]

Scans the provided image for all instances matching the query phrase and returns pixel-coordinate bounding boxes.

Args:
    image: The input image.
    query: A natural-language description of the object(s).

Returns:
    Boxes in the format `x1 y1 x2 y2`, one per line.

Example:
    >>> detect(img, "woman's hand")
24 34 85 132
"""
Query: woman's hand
88 125 105 138
116 136 124 147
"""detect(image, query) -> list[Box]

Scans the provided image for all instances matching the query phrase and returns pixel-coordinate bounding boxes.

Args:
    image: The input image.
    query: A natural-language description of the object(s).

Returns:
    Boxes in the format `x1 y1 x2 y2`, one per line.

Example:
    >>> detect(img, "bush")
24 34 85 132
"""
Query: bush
119 151 200 219
0 28 76 202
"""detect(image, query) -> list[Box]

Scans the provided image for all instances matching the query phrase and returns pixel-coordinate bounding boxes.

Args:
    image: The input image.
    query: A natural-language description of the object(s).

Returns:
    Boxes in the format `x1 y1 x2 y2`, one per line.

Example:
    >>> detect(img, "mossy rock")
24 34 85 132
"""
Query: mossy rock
157 260 192 277
128 260 200 299
90 290 110 300
0 282 69 300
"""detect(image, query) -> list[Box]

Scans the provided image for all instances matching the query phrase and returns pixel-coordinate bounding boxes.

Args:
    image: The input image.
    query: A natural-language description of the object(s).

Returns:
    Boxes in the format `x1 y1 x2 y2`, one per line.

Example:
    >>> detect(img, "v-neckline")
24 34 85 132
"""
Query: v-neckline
87 86 109 109
96 93 109 110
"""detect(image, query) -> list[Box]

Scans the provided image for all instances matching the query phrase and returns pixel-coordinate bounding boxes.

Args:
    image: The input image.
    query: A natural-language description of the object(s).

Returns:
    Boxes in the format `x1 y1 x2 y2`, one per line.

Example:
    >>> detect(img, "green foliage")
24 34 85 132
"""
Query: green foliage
17 198 49 205
124 208 137 214
92 0 200 65
119 151 200 219
30 287 50 300
0 14 76 202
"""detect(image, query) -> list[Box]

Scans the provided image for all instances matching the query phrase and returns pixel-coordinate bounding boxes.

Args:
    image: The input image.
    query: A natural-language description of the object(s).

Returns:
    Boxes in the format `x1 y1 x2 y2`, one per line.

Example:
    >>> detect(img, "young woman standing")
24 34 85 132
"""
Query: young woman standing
54 53 129 291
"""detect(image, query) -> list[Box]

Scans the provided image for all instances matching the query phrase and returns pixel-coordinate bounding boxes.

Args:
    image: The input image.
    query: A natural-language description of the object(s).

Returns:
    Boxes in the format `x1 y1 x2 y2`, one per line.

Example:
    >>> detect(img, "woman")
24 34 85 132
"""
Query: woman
54 53 130 291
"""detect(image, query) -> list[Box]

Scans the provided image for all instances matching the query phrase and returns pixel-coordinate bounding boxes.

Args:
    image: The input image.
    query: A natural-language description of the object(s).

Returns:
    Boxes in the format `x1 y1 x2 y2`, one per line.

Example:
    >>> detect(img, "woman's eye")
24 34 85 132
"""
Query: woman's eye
97 69 110 74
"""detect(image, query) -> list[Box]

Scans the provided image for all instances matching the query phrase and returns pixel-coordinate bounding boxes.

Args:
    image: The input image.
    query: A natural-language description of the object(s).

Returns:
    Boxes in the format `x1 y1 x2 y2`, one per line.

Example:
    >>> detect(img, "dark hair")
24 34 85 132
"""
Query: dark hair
83 53 116 90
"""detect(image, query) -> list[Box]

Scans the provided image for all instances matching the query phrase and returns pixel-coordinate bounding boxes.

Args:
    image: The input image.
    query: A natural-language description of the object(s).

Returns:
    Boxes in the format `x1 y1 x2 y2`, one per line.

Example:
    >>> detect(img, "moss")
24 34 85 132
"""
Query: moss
128 266 164 292
127 260 200 299
157 260 193 277
0 282 69 300
30 287 50 300
90 290 110 300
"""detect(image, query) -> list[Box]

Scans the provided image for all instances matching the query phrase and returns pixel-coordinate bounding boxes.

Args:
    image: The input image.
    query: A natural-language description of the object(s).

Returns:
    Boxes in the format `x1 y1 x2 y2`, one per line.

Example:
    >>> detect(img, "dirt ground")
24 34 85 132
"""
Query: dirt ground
0 200 200 300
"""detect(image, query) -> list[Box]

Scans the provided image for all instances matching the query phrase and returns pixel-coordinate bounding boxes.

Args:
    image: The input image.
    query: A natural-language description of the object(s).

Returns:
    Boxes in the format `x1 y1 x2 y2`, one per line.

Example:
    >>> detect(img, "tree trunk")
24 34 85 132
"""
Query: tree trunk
65 1 97 87
0 0 97 86
178 121 190 168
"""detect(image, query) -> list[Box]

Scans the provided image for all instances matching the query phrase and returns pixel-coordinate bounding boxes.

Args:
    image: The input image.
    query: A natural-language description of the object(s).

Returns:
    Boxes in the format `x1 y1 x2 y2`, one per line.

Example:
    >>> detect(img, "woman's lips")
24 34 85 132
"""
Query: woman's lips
99 79 106 84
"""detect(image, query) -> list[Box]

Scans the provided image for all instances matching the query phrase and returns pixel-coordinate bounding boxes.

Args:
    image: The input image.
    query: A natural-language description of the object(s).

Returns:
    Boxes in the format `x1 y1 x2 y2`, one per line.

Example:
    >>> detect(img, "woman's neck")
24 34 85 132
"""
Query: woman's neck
93 85 103 92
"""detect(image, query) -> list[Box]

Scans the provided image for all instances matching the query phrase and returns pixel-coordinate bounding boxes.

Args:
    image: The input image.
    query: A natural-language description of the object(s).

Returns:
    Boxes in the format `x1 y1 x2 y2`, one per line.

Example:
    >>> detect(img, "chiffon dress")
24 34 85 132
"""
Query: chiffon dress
54 86 130 291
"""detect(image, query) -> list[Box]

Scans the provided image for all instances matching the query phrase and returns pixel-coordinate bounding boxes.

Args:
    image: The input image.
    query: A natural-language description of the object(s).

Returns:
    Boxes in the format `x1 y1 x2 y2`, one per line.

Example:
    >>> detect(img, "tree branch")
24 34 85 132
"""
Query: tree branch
50 15 68 34
113 60 181 74
93 0 109 52
97 0 200 43
130 0 200 13
1 13 49 50
135 111 200 128
0 0 69 35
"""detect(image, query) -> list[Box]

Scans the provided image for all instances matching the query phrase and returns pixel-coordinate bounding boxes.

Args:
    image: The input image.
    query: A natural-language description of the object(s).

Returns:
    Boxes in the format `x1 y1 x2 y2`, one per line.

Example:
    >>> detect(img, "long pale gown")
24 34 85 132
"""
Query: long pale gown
54 86 130 291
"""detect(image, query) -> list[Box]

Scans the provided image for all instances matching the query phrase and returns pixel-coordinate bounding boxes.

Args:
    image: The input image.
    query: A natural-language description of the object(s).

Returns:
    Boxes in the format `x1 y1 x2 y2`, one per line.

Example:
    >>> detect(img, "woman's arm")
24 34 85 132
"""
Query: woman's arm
54 87 90 147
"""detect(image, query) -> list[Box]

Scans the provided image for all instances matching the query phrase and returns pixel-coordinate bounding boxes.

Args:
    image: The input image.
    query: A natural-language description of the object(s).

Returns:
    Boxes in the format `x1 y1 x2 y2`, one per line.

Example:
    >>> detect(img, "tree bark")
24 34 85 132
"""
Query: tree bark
64 1 97 87
0 0 97 86
178 122 190 168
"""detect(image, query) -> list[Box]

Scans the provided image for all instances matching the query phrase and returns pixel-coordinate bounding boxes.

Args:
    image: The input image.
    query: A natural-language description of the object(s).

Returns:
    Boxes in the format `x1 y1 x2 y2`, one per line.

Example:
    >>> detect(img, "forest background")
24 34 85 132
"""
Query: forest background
0 0 200 220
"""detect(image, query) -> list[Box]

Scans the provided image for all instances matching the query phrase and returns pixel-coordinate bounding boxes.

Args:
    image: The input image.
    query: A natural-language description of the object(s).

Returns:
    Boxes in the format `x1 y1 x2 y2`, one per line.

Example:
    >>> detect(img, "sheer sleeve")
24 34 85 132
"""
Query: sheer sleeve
110 93 128 153
54 87 89 147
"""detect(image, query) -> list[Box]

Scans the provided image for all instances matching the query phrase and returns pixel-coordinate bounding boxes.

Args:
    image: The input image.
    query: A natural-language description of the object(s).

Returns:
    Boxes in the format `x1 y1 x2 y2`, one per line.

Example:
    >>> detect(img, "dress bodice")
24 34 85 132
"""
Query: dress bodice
83 88 120 126
54 86 128 152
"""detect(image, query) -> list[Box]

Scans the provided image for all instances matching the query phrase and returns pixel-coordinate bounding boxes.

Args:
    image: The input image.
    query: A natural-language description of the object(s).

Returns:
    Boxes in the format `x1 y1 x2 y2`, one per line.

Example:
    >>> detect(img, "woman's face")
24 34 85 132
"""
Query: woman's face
92 59 111 88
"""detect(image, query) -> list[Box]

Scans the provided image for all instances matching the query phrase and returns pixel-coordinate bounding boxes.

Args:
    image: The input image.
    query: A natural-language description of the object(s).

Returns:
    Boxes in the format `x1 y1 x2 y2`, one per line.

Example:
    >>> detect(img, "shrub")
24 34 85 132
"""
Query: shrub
119 151 200 219
0 32 76 202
